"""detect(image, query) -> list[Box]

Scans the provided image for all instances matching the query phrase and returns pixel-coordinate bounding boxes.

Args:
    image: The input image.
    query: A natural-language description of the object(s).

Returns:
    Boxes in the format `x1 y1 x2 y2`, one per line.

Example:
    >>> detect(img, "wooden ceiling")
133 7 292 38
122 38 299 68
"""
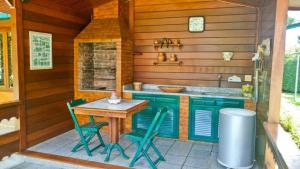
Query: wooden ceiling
0 0 12 13
50 0 112 12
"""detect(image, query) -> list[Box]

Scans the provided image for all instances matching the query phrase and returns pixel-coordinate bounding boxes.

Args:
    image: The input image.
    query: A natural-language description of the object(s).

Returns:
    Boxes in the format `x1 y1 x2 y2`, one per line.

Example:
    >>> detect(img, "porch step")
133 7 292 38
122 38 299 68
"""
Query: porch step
0 153 91 169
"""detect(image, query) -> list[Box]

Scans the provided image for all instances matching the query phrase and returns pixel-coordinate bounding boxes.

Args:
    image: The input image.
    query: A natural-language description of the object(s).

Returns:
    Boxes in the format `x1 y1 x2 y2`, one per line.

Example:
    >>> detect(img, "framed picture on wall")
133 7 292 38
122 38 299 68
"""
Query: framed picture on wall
29 31 52 70
188 16 205 32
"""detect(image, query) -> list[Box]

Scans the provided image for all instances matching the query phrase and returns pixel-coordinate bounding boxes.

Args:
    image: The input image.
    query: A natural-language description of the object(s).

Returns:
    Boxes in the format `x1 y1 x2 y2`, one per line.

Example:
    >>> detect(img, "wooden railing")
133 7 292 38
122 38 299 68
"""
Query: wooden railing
264 123 291 169
0 101 20 160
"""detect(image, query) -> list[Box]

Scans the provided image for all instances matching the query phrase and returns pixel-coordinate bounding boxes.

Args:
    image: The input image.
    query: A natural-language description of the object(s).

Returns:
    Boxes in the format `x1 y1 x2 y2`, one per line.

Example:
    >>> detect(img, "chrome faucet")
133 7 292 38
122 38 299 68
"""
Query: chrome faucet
217 74 223 88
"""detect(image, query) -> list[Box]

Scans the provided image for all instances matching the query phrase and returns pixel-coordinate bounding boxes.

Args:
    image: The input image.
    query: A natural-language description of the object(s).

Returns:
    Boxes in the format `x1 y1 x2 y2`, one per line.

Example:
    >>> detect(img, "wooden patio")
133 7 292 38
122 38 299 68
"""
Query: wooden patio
0 0 299 169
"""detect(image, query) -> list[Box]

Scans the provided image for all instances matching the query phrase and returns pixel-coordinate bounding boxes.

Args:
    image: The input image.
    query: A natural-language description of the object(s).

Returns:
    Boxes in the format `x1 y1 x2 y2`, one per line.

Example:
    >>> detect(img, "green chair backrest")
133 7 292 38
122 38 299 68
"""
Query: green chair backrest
154 107 168 133
67 98 95 130
140 107 168 145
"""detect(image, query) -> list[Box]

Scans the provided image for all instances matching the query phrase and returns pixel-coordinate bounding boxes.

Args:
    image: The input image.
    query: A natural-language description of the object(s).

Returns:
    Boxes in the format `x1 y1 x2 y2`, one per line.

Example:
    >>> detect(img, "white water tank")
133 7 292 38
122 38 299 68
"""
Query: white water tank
217 108 256 169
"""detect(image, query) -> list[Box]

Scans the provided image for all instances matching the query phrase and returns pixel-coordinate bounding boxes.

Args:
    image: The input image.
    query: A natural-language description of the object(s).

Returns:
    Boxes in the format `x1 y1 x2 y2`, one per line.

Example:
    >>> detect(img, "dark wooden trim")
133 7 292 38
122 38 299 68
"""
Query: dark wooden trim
20 151 129 169
288 6 300 11
0 131 19 145
0 101 20 109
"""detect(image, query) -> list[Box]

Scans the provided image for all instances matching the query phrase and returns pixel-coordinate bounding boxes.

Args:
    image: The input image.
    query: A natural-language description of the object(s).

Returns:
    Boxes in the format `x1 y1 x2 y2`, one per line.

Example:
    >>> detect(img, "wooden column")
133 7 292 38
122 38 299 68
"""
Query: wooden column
11 0 26 150
268 0 288 123
128 0 135 34
2 32 9 89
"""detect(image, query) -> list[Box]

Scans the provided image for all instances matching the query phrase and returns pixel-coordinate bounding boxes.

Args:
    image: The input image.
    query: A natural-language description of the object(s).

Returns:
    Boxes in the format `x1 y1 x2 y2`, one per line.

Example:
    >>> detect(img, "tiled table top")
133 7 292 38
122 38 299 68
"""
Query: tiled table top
78 99 146 111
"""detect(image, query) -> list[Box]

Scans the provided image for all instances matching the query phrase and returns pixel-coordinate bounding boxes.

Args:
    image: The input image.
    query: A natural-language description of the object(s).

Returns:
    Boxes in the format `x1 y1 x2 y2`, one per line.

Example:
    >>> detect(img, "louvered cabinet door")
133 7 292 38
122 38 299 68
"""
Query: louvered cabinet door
214 99 244 140
132 94 156 131
156 96 179 138
189 105 218 142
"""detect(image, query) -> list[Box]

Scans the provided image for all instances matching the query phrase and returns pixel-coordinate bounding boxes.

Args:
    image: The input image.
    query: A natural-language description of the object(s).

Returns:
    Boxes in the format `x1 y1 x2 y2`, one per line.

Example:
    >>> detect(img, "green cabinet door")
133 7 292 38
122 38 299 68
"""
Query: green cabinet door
189 105 220 142
132 94 179 138
189 97 244 142
215 98 244 140
156 97 179 138
132 94 155 131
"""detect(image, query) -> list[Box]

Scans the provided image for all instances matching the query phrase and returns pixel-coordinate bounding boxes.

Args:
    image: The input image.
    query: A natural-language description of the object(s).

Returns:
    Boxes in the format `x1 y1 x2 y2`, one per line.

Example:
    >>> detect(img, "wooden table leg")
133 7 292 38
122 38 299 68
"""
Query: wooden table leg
102 117 129 162
109 117 119 143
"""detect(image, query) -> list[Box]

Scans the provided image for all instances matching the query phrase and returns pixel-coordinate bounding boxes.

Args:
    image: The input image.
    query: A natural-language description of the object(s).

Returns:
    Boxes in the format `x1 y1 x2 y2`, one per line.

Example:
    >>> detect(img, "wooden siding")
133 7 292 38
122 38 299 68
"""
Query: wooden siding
133 0 257 88
0 102 20 159
21 0 89 147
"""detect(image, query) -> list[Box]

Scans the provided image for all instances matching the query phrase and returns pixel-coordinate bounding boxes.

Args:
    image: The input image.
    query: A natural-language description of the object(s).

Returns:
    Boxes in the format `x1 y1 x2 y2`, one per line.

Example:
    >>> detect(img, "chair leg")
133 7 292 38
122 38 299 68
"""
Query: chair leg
129 145 143 168
150 141 165 161
96 131 105 146
143 151 157 169
72 140 83 152
72 132 94 153
78 131 92 156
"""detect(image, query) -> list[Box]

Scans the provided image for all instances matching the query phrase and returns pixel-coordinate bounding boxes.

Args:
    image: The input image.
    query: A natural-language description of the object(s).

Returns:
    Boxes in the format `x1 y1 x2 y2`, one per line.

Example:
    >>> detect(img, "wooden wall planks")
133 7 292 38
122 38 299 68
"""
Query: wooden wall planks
21 0 89 147
0 102 20 159
133 0 257 87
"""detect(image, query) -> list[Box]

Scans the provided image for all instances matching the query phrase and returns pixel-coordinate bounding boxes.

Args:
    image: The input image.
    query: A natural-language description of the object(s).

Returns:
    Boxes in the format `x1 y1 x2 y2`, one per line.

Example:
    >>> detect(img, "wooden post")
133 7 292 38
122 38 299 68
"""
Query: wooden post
11 0 26 151
108 117 120 143
2 32 9 89
268 0 289 123
128 0 135 35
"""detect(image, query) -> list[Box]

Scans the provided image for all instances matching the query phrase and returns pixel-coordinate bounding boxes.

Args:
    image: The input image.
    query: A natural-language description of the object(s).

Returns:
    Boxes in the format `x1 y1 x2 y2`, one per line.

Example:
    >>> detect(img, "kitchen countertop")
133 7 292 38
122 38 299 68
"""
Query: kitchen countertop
123 84 253 100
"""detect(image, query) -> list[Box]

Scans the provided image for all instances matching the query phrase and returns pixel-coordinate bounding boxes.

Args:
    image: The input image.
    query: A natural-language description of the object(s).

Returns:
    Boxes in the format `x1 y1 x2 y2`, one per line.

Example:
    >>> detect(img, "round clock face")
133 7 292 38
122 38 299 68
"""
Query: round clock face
189 16 205 32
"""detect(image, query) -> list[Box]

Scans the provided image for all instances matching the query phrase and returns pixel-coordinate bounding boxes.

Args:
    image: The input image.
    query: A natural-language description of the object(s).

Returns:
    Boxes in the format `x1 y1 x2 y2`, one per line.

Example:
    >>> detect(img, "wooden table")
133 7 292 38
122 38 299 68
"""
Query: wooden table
73 98 148 162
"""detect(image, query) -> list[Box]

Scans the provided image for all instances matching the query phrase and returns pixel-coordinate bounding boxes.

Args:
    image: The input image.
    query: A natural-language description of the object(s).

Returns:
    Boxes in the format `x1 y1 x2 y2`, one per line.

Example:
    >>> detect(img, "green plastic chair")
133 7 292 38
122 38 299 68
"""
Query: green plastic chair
124 107 168 169
67 99 108 156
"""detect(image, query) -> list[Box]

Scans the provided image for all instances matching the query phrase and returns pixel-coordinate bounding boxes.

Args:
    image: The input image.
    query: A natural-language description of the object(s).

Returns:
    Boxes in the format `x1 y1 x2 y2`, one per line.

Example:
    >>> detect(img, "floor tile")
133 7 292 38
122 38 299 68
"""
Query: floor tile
212 144 218 153
167 141 193 156
188 148 211 158
182 166 202 169
157 161 182 169
191 143 213 152
163 154 186 165
184 156 211 169
134 157 152 169
154 137 175 147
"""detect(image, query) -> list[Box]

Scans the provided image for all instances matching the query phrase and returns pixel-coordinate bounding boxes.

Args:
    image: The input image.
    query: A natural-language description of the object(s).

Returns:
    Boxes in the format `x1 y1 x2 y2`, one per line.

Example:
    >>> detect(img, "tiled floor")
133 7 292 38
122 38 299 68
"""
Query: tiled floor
27 129 258 169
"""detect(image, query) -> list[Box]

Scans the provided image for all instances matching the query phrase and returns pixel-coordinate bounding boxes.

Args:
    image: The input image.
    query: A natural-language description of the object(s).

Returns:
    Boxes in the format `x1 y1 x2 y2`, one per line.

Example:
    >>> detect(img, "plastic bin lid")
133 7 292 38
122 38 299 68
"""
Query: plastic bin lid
220 108 256 117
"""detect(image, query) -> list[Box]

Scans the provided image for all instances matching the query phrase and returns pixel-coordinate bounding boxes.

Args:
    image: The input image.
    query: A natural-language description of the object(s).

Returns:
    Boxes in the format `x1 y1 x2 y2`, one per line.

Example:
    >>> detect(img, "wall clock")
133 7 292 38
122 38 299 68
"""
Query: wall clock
188 16 205 32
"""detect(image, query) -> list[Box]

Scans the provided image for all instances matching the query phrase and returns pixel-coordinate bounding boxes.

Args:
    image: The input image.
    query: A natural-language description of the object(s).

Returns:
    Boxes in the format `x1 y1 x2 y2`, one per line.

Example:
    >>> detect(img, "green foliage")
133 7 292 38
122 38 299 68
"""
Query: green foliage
283 53 300 92
288 17 296 26
280 115 300 149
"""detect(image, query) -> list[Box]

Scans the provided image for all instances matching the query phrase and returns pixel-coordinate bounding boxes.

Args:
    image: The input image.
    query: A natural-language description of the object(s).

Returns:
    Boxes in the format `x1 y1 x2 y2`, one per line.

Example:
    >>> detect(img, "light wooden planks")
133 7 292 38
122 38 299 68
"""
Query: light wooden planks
133 0 257 87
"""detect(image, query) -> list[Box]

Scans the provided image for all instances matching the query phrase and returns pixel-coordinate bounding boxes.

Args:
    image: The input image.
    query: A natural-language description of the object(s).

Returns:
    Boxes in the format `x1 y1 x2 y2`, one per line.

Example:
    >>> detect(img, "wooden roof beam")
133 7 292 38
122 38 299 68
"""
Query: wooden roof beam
0 0 13 13
77 0 113 12
218 0 261 8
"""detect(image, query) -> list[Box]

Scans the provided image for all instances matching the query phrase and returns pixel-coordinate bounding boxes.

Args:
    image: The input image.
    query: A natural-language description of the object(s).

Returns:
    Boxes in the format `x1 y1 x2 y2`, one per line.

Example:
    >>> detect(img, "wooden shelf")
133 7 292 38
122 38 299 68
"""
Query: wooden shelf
133 52 143 55
153 61 183 66
153 44 183 49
